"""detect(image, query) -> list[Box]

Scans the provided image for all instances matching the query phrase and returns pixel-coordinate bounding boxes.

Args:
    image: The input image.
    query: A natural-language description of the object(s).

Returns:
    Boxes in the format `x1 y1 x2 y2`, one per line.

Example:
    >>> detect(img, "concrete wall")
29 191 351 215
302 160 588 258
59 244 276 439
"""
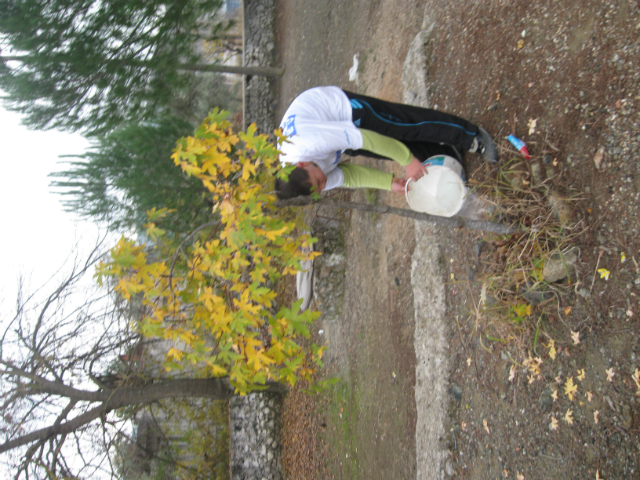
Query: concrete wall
243 0 278 136
230 393 283 480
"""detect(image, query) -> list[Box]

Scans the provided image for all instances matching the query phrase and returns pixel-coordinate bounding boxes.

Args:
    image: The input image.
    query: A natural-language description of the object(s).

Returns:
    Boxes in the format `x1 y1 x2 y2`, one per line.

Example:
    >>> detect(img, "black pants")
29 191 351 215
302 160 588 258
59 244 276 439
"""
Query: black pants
343 90 478 162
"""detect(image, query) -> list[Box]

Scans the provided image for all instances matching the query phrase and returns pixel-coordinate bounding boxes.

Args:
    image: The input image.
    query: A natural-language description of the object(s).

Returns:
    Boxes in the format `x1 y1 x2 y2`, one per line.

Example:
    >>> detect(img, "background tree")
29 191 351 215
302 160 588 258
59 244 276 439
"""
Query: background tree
0 243 283 479
0 0 258 136
49 115 215 236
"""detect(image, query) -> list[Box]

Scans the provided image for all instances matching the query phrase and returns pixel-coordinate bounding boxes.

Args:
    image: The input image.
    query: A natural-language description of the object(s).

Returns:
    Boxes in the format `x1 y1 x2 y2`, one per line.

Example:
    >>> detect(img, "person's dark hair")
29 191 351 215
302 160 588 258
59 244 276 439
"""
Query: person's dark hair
275 166 312 200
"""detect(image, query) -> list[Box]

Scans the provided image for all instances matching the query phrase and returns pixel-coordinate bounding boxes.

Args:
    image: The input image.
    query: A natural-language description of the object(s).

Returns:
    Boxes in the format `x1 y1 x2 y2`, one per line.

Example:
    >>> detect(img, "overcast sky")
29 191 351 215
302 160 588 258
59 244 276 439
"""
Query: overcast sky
0 106 107 314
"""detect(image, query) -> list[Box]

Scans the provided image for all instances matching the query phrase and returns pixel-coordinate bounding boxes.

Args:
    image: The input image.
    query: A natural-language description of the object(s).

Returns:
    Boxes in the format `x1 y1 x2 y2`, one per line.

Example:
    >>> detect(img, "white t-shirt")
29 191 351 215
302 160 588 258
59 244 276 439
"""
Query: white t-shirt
279 86 364 190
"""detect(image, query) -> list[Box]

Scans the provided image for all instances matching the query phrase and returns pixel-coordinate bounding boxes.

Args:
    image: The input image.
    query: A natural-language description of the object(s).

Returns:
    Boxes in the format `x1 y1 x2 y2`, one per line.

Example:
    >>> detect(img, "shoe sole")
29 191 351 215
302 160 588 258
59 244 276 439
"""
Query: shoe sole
478 127 498 164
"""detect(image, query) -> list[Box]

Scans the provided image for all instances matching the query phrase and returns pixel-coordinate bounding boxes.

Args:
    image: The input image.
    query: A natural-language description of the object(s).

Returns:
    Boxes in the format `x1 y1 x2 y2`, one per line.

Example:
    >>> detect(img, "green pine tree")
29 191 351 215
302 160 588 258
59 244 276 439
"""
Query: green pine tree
0 0 233 135
50 116 213 235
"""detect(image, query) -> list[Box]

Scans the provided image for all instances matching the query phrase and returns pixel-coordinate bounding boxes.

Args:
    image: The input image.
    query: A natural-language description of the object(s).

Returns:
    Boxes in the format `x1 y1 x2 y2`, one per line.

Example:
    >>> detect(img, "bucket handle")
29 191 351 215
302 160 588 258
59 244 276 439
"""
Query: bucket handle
404 177 416 211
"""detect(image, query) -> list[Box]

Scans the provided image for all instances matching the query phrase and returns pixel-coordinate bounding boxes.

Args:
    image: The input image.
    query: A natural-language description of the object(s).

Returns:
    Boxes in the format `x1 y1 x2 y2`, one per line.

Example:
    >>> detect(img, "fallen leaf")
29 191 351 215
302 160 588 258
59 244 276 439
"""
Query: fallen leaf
461 421 467 431
523 356 543 378
504 469 509 478
549 416 558 431
594 410 599 424
586 391 593 402
483 419 491 434
509 365 516 382
552 158 559 166
547 339 557 360
632 369 640 395
527 118 537 135
555 375 563 384
593 147 605 169
596 469 603 480
598 268 610 280
517 39 525 49
606 368 615 382
564 408 574 425
551 390 558 402
517 473 525 480
621 252 626 263
571 330 580 345
564 377 578 401
564 306 572 316
467 357 472 366
450 273 455 280
577 369 586 381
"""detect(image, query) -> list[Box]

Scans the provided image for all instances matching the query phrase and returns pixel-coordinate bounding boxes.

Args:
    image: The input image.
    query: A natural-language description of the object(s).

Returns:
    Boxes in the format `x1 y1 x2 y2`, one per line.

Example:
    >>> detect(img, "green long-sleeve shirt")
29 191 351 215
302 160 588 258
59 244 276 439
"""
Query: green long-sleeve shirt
338 128 413 190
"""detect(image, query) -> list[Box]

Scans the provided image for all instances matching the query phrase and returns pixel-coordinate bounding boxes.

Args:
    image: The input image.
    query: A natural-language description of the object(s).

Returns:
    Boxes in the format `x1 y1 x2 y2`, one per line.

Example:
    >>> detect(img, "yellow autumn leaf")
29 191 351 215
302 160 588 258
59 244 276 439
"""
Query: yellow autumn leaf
597 268 610 280
577 368 586 381
564 377 577 401
549 416 558 431
208 363 228 376
265 226 288 241
594 410 599 424
563 306 572 316
220 199 234 215
632 369 640 395
180 162 203 176
547 339 557 360
167 347 184 362
241 159 257 180
564 408 574 425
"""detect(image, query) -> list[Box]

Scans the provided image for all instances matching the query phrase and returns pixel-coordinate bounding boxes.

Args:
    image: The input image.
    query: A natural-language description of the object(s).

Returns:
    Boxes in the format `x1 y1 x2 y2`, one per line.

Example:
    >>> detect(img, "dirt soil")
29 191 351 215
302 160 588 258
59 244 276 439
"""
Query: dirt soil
274 1 640 479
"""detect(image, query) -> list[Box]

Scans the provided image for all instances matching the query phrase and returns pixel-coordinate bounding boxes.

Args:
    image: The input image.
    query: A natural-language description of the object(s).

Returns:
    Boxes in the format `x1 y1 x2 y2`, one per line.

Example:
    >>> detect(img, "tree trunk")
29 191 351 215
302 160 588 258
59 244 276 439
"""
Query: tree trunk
275 197 519 235
0 378 286 454
1 56 284 78
177 63 284 77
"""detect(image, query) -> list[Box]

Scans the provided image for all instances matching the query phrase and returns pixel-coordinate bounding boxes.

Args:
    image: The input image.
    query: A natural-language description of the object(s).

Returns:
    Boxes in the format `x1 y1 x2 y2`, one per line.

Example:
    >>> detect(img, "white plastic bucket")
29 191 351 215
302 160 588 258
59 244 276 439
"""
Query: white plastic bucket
405 155 467 217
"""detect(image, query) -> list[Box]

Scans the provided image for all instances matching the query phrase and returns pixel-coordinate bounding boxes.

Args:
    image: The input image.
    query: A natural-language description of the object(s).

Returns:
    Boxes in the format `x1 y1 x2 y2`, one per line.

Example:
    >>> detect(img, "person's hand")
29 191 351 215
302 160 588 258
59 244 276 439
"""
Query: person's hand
391 177 407 194
404 157 428 181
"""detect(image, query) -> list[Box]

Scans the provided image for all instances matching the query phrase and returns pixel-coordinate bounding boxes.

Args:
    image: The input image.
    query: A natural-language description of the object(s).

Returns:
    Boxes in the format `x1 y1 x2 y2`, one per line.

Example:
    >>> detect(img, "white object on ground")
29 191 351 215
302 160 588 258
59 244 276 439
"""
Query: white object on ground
295 241 314 311
348 54 359 82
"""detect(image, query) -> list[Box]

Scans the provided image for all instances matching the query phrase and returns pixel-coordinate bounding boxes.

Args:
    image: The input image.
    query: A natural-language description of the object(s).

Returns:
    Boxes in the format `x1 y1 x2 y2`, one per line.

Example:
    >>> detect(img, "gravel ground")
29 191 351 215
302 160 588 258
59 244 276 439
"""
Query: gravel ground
429 1 640 478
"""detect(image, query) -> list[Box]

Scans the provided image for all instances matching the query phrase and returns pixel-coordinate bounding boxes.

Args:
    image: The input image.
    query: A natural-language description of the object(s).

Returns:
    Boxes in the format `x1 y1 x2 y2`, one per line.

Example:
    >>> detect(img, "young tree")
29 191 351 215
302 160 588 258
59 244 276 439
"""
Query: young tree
98 110 325 394
0 243 284 479
0 0 281 136
49 115 214 236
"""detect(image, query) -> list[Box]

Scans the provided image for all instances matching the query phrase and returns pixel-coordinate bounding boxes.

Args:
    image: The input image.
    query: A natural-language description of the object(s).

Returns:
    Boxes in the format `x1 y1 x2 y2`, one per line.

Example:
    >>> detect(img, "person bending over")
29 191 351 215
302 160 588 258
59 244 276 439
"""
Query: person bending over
275 86 497 200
